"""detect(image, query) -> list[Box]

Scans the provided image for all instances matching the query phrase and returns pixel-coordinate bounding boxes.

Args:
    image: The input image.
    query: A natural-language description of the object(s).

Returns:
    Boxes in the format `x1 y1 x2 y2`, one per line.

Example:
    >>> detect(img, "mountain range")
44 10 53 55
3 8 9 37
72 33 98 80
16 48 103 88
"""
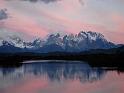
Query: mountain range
0 31 119 53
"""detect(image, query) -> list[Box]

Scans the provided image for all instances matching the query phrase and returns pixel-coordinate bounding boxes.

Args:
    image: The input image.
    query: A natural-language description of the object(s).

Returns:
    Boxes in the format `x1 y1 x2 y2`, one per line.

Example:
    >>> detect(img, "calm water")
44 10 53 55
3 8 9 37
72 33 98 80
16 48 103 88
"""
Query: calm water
0 60 124 93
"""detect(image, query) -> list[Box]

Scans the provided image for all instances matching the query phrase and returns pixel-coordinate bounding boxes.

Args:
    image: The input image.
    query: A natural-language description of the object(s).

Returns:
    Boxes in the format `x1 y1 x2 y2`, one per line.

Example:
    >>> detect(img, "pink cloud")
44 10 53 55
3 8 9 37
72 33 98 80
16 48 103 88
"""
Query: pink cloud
1 0 124 43
109 14 124 43
111 14 124 32
3 11 48 39
38 8 107 34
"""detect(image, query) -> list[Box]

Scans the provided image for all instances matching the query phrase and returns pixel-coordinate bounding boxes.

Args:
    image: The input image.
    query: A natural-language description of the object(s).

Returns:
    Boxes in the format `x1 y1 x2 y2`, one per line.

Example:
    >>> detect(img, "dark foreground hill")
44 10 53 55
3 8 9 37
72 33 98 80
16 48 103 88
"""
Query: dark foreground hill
0 46 124 67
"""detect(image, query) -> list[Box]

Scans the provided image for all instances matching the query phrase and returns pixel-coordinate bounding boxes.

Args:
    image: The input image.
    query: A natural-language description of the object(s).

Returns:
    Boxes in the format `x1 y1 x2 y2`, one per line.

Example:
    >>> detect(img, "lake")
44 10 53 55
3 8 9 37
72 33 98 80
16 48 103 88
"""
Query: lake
0 60 124 93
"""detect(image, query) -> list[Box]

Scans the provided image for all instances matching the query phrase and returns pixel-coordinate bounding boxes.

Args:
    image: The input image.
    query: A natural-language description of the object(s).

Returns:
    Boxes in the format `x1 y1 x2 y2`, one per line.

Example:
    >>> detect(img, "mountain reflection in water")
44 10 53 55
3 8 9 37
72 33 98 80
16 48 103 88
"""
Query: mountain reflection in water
0 61 106 82
0 60 124 93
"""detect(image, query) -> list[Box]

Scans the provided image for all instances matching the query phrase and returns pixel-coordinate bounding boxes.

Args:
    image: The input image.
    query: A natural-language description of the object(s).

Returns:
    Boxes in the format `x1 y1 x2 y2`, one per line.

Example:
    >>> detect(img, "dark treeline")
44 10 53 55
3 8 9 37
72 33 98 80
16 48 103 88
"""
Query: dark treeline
0 45 124 67
0 52 124 67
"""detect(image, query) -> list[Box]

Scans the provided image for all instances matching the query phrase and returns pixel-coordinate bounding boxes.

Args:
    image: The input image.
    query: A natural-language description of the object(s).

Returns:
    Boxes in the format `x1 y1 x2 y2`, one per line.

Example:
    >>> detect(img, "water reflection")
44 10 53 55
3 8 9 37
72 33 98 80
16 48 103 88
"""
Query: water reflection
0 61 124 93
0 61 106 82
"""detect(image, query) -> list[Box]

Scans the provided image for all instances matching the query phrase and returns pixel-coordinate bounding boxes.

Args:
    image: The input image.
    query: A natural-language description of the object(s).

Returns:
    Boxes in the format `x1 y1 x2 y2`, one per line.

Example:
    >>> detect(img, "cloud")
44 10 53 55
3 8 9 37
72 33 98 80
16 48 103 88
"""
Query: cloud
0 9 8 20
78 0 84 6
21 0 61 3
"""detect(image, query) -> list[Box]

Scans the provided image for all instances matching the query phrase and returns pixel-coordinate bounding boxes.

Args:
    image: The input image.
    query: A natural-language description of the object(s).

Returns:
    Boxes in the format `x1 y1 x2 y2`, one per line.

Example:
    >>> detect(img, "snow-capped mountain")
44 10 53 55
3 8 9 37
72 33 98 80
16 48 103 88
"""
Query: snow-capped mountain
0 31 117 53
0 36 44 49
44 31 113 51
0 36 25 48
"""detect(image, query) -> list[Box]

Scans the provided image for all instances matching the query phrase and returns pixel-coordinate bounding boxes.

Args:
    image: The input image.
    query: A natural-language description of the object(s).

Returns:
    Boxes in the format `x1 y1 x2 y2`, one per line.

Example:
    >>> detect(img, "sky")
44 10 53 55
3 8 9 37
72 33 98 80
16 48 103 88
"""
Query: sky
0 0 124 44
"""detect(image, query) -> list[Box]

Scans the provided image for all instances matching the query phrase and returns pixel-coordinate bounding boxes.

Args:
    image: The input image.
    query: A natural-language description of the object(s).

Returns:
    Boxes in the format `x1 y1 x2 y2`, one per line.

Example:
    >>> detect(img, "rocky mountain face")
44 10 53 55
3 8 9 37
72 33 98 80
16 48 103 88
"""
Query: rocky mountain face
0 31 117 53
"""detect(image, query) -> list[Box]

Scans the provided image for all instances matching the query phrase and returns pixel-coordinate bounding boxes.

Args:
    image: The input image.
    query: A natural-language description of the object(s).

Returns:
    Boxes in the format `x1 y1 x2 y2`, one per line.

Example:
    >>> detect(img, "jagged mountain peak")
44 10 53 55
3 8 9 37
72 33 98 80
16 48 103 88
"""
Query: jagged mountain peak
0 31 117 53
0 36 44 48
31 38 45 47
46 33 63 47
46 31 105 41
8 35 24 43
47 33 60 39
78 31 105 41
44 31 114 52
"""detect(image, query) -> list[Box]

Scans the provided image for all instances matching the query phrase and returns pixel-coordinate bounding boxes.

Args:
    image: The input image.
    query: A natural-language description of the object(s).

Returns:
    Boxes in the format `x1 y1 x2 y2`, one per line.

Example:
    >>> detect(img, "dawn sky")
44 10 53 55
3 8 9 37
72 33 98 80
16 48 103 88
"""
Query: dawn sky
0 0 124 43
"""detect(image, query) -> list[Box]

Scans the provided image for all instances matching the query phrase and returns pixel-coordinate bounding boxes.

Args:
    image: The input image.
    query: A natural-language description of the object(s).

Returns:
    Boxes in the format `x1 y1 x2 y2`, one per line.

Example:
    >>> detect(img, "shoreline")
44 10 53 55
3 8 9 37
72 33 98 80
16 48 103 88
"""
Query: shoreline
0 53 124 67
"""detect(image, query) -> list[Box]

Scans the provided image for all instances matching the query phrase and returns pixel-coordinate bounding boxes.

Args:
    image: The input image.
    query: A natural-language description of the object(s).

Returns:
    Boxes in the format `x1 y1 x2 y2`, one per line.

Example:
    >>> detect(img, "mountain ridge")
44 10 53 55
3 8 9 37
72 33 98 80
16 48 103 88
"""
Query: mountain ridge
0 31 119 53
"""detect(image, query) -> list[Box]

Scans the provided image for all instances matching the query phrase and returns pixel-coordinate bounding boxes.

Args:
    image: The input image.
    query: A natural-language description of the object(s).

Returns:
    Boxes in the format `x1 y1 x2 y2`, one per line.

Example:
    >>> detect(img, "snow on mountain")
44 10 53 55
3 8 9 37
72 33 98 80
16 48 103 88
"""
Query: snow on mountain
77 31 106 42
0 36 44 49
0 37 3 46
41 31 116 52
8 36 26 48
31 38 45 48
45 33 64 47
0 31 117 53
0 36 27 48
